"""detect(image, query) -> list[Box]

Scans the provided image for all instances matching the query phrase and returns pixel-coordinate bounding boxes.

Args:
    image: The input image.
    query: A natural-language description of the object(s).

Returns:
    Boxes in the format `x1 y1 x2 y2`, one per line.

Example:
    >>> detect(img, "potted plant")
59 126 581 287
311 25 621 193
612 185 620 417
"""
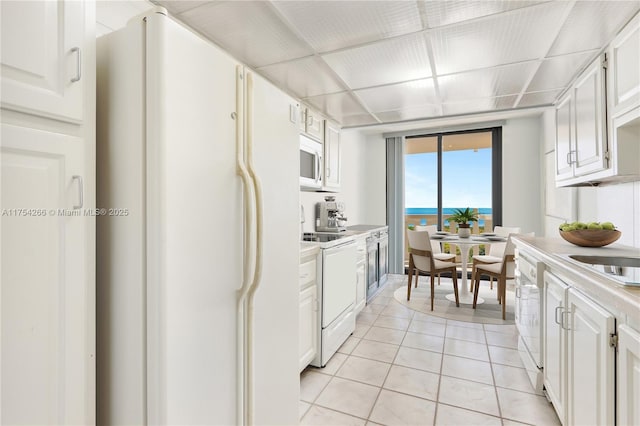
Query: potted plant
449 207 478 238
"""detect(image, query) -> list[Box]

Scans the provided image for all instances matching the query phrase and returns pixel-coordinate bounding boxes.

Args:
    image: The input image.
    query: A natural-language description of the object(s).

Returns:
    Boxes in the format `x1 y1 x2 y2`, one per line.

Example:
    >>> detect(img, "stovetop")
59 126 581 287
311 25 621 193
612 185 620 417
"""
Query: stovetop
302 232 349 243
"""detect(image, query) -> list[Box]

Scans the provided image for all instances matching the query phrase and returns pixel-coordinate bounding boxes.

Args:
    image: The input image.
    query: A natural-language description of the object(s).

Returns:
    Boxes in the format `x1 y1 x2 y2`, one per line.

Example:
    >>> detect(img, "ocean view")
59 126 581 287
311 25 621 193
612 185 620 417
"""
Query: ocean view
406 207 492 227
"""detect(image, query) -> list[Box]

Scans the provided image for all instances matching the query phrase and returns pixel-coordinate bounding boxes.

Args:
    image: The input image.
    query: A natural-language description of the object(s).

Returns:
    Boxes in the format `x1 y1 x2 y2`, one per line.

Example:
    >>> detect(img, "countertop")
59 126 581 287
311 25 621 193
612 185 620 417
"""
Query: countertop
513 235 640 320
300 243 320 258
346 224 388 233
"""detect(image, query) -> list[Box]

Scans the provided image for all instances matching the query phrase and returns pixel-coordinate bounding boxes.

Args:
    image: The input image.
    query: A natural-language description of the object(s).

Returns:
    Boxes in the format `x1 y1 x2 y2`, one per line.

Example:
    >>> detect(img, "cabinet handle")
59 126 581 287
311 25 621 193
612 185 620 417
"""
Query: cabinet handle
307 115 314 127
72 175 83 209
554 306 563 325
70 47 82 83
515 287 521 298
566 152 571 165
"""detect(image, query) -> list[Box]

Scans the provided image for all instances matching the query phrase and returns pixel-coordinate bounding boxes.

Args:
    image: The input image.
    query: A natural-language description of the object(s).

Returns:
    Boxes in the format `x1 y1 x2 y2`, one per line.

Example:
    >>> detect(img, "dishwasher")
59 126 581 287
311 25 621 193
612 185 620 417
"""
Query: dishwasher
366 229 389 301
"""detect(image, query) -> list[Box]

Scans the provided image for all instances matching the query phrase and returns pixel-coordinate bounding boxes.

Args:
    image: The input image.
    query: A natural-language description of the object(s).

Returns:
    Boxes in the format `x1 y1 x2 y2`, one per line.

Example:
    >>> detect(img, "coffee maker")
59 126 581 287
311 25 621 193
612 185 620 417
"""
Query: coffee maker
316 196 347 232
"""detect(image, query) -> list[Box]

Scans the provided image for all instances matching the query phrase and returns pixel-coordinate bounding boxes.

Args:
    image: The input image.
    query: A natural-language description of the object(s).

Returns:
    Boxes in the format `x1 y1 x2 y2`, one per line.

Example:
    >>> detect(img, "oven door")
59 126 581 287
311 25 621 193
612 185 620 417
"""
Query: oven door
300 135 322 189
321 242 356 328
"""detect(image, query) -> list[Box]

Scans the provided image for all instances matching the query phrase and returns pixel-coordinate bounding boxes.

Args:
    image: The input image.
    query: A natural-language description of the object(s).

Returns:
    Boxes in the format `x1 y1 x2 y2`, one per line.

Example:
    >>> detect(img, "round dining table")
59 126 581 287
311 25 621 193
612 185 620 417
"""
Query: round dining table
430 234 506 305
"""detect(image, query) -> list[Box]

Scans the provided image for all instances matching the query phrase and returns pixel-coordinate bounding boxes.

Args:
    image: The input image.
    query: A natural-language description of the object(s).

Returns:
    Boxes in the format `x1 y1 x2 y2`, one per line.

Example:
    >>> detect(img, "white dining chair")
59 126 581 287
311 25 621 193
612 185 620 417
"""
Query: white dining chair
407 229 459 310
471 234 518 320
470 226 521 292
416 225 456 286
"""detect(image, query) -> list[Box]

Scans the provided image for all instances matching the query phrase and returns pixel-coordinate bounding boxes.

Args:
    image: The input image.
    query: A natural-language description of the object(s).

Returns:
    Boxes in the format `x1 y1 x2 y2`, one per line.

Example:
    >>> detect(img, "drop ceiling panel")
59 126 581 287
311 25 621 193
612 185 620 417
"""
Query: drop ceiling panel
148 1 639 126
422 0 547 29
271 0 423 53
304 92 369 122
354 79 437 113
527 51 596 92
180 1 313 68
258 56 345 98
438 62 537 103
517 90 563 108
430 2 569 75
548 1 640 56
341 113 380 127
442 96 517 116
322 33 432 89
155 1 213 15
375 105 442 122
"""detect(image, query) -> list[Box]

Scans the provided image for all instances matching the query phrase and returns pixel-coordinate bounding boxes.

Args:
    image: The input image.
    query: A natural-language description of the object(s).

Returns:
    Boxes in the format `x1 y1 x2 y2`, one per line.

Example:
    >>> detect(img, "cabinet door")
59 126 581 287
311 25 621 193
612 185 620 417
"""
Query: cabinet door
566 288 615 426
324 122 341 190
543 271 568 423
299 285 318 372
573 57 607 177
305 109 324 141
555 95 574 181
1 124 91 425
0 0 85 122
609 14 640 116
617 324 640 426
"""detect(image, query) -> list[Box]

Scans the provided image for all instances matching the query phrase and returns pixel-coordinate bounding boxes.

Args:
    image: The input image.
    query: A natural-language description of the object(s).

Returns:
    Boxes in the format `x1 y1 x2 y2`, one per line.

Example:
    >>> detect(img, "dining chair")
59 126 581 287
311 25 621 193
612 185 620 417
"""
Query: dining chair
470 226 521 292
415 225 456 286
471 233 527 320
407 229 459 310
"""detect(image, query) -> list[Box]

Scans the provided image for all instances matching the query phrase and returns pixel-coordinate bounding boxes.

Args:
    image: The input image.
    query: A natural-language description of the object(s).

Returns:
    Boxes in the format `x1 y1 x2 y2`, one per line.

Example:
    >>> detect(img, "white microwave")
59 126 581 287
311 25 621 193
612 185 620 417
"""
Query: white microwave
300 134 323 189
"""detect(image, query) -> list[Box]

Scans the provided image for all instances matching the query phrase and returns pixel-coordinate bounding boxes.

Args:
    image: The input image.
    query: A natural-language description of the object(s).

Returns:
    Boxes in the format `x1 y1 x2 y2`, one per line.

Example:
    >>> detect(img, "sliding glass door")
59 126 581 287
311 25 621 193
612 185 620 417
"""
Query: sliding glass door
404 129 500 264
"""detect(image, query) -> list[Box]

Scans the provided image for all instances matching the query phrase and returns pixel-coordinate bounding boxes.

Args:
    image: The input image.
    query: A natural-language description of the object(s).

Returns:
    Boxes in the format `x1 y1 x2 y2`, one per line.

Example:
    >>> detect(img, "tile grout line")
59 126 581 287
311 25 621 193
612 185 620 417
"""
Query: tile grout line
483 323 506 423
364 286 408 423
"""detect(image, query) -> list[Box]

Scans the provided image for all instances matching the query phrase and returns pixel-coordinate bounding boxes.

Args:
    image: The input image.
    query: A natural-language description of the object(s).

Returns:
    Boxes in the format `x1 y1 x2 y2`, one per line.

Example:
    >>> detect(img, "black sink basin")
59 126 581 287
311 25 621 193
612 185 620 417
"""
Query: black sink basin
568 255 640 268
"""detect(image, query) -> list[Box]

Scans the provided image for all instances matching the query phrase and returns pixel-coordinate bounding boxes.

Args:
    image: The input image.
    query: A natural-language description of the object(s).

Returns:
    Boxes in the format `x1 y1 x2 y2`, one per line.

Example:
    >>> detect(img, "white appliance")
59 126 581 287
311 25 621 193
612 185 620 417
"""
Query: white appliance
301 234 357 367
514 250 545 392
96 9 299 425
299 134 323 190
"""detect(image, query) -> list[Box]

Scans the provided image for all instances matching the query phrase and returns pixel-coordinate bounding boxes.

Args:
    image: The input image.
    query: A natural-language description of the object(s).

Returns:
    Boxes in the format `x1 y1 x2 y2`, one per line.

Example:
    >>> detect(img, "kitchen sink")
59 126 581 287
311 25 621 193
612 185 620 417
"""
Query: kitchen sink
568 255 640 268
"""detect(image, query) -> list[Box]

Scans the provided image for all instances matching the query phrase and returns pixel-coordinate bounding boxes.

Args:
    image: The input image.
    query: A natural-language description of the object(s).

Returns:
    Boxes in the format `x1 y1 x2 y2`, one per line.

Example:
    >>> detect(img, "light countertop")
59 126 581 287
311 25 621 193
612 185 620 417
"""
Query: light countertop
513 235 640 320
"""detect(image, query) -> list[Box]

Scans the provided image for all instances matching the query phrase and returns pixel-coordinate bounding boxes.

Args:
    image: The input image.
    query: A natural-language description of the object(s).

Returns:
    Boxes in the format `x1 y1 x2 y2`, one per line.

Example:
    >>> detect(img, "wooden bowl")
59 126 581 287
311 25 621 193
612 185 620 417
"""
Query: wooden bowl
559 229 621 247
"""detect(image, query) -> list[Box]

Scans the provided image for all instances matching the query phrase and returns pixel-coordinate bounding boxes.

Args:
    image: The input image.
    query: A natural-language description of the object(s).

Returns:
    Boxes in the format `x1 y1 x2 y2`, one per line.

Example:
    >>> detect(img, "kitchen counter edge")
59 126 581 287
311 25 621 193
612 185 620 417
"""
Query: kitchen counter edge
512 235 640 320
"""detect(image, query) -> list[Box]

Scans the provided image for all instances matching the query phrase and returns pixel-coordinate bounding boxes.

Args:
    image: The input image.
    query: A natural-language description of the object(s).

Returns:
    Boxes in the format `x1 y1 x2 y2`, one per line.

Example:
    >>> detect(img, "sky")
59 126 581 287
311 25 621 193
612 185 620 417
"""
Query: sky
405 148 492 209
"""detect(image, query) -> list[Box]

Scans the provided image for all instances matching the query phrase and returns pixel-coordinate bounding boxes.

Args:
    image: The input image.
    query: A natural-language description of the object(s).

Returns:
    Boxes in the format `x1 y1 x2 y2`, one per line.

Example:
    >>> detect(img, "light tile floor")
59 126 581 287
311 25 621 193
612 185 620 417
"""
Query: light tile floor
300 278 561 426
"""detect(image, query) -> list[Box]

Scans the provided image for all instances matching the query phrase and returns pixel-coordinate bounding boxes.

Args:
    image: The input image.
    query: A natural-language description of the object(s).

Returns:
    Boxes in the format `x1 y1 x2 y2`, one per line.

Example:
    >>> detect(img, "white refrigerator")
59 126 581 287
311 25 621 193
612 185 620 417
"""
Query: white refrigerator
96 9 300 425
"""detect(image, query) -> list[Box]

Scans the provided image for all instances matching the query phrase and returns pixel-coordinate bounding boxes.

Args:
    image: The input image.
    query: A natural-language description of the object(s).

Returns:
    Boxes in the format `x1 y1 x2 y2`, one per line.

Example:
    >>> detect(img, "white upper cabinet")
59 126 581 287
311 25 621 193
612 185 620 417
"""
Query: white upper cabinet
301 105 324 142
555 13 640 187
323 120 341 191
555 95 574 181
555 55 607 185
608 13 640 117
0 0 85 123
572 60 607 177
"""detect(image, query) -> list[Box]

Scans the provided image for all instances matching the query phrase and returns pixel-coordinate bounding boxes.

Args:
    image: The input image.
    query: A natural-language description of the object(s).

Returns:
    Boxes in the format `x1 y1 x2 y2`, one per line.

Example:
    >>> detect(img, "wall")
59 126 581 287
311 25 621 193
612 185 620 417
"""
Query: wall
541 110 640 248
96 1 154 36
501 116 544 235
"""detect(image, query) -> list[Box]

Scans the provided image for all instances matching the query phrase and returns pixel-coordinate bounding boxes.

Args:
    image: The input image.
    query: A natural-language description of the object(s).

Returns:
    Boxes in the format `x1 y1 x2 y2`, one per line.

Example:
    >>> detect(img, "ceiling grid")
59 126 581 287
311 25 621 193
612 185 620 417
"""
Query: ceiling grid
154 0 640 127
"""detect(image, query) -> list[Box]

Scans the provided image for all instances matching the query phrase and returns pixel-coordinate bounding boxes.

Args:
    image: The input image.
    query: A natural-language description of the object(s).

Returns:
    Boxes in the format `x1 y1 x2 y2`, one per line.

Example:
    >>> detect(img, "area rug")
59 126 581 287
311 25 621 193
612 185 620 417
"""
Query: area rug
391 274 515 325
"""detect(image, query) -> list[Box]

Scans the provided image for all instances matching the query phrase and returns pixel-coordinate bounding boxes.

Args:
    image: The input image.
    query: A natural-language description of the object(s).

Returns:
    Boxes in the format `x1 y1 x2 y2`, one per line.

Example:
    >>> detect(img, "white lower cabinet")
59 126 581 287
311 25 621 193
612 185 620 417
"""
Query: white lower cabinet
354 235 367 315
617 324 640 426
299 254 318 372
1 124 91 425
566 286 615 426
543 271 615 425
543 271 568 422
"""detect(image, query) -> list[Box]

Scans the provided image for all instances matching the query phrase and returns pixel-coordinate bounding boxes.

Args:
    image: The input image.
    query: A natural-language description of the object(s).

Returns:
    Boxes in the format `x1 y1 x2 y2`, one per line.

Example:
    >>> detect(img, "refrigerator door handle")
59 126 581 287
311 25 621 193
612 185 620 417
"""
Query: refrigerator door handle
245 70 265 426
235 65 256 426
